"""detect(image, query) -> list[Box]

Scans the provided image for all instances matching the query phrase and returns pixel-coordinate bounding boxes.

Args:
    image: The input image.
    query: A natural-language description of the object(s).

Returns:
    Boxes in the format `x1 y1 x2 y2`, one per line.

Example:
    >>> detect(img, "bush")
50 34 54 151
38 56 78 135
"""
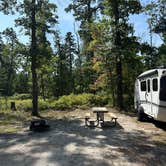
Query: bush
89 95 109 106
0 93 109 111
15 99 32 111
51 93 94 110
15 99 50 111
12 93 32 100
50 93 109 110
38 100 49 110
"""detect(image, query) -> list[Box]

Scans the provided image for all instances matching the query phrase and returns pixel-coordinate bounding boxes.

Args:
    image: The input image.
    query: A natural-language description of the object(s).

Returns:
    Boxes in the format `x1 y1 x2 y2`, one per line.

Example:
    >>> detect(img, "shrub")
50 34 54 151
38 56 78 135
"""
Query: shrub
15 99 32 111
51 93 94 110
15 99 50 111
89 95 109 106
12 93 32 100
50 93 109 110
38 100 50 110
0 93 109 111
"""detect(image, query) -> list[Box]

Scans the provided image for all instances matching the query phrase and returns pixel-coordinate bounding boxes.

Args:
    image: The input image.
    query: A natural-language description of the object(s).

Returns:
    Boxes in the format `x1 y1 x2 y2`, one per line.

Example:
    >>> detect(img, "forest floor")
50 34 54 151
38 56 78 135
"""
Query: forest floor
0 108 166 166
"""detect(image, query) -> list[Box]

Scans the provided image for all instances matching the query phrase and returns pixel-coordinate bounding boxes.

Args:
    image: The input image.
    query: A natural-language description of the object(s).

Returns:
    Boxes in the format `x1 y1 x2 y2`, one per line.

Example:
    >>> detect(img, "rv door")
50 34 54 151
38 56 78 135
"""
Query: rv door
160 75 166 102
146 79 152 115
134 80 140 110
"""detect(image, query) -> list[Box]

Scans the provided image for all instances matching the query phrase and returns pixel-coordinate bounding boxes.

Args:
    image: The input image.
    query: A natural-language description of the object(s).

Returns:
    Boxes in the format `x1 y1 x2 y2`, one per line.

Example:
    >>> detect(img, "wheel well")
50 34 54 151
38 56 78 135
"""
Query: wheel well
138 106 144 114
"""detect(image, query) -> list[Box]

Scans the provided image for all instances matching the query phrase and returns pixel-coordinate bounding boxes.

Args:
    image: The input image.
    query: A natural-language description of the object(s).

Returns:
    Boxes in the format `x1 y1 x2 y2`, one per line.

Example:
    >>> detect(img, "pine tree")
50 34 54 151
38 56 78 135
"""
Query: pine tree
66 0 103 92
145 0 166 67
104 0 142 110
64 32 76 93
16 0 58 116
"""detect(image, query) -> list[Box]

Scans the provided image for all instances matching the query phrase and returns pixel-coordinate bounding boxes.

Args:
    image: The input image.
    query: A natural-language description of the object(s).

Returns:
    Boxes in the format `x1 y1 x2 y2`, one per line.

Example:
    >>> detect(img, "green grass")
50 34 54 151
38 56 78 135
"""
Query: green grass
0 109 32 133
0 108 89 134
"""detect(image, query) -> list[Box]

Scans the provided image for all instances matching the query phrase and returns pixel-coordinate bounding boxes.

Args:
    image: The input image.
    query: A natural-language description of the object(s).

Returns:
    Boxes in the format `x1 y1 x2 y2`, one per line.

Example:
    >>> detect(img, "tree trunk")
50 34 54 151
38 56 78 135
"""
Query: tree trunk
7 44 14 96
114 0 123 110
31 0 38 116
11 102 16 111
108 68 116 107
105 54 116 107
116 58 123 110
41 73 46 101
69 54 74 93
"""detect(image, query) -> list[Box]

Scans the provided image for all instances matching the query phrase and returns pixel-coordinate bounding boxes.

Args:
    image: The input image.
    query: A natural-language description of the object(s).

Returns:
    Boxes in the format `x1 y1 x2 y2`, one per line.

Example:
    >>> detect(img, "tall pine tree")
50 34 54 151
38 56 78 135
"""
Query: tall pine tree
16 0 58 115
104 0 142 110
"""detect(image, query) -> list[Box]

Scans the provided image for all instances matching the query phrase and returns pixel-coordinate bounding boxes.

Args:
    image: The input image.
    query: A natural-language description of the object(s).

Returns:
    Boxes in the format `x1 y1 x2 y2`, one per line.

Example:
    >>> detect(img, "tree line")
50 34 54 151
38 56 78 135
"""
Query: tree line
0 0 165 115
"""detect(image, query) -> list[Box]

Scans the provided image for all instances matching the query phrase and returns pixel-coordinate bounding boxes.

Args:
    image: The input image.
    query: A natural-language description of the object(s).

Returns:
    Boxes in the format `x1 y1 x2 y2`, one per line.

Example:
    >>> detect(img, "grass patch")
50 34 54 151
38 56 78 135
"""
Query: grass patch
0 108 86 134
0 110 32 134
0 93 110 133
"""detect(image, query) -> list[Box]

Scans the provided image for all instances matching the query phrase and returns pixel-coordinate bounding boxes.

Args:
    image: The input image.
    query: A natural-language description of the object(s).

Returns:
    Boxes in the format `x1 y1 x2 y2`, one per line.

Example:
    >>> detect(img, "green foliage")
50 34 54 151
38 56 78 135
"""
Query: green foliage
49 93 109 110
0 93 110 111
0 28 21 96
0 0 16 14
145 0 166 43
157 44 166 66
12 93 32 100
66 0 102 93
15 99 32 111
89 94 109 106
0 0 165 114
51 93 93 110
53 32 77 96
89 0 143 109
15 0 58 115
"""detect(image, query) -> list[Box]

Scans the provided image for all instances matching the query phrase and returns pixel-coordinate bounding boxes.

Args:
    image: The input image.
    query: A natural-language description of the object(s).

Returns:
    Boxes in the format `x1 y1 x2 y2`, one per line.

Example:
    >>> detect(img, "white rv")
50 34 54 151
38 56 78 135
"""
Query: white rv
134 68 166 122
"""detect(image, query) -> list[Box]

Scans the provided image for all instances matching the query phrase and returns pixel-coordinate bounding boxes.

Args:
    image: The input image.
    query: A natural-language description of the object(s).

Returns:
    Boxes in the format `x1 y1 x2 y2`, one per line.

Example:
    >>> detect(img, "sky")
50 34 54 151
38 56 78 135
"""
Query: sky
0 0 163 47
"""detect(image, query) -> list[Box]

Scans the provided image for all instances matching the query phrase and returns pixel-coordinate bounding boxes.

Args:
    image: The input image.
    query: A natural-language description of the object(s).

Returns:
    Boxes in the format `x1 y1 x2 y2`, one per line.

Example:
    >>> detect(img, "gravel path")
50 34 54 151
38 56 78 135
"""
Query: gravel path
0 110 165 166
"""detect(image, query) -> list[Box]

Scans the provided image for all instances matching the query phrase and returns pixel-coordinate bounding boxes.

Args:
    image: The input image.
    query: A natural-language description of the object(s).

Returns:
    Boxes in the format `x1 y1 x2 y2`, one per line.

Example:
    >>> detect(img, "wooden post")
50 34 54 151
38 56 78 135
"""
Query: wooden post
11 102 16 111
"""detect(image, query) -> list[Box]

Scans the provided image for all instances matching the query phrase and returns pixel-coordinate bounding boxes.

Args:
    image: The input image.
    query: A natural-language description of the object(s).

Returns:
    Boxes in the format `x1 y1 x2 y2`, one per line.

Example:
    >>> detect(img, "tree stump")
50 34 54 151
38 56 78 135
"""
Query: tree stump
11 102 16 111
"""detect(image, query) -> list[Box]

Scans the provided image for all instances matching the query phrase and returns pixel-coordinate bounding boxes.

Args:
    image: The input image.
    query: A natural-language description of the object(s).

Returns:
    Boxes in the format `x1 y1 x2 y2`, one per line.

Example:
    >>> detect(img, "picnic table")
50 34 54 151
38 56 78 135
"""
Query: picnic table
92 107 108 122
85 107 118 127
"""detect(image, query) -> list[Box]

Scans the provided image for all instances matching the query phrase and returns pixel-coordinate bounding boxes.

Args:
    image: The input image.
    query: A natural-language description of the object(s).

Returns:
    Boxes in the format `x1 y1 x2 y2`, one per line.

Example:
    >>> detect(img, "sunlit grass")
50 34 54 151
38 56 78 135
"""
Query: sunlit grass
0 108 87 134
0 109 32 134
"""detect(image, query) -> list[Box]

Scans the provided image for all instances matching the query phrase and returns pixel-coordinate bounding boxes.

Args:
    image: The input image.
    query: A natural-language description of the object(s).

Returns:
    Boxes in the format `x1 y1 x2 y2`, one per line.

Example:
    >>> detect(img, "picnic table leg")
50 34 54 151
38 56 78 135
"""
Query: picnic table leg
85 117 90 126
114 118 117 126
100 113 104 121
96 112 104 121
96 112 99 121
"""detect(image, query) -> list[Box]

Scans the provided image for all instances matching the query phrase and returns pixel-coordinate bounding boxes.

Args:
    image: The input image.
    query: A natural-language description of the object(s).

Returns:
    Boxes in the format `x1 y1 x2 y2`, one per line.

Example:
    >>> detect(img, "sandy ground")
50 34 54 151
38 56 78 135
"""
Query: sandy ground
0 109 166 166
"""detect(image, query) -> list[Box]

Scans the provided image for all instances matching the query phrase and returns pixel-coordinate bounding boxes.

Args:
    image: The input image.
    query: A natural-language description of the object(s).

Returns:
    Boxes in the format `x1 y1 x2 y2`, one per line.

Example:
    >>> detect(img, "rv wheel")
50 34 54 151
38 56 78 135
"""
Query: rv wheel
137 107 145 121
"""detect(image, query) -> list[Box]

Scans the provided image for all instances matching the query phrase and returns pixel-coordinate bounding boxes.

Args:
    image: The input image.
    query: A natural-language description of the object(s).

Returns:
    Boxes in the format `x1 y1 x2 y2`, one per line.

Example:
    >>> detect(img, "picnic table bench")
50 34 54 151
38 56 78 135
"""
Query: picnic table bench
107 112 118 126
85 112 99 127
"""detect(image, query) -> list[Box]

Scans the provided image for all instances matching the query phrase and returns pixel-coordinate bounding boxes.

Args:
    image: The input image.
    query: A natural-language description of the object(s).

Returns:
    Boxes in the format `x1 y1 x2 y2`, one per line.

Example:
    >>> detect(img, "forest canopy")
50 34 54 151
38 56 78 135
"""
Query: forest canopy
0 0 165 115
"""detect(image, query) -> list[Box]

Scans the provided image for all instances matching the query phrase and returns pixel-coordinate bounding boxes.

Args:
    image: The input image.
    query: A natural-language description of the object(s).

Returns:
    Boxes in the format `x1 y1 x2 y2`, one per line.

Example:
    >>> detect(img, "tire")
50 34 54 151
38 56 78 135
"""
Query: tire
137 107 145 121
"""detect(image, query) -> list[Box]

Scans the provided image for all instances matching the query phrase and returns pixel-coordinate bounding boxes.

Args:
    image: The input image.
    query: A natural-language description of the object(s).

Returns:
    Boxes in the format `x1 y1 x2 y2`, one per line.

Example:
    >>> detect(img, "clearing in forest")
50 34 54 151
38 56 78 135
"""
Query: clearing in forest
0 109 166 166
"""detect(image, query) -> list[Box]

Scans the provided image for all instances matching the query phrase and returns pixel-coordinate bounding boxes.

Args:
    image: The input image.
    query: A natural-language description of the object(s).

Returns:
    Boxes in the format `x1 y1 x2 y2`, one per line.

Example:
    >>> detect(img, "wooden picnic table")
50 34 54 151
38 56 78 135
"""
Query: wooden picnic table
85 107 118 127
92 107 108 122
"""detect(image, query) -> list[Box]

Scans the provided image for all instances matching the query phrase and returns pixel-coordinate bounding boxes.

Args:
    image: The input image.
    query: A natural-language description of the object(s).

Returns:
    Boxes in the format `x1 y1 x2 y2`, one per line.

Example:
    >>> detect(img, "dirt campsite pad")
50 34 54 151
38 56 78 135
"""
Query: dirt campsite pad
0 109 166 166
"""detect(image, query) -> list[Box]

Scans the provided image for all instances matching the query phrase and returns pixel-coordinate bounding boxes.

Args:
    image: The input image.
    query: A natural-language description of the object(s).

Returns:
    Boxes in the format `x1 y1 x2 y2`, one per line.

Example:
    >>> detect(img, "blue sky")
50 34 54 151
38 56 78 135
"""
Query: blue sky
0 0 163 47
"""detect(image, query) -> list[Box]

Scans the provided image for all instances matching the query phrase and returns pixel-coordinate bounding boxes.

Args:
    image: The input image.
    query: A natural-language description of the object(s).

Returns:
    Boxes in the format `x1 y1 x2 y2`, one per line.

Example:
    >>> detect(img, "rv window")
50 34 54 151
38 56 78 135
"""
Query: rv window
147 80 150 92
160 76 166 101
141 81 146 91
152 78 158 91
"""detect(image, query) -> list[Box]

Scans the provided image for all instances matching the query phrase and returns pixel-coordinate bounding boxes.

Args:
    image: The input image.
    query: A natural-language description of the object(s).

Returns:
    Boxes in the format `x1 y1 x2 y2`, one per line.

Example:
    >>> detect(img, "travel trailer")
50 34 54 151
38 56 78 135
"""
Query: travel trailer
134 68 166 122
